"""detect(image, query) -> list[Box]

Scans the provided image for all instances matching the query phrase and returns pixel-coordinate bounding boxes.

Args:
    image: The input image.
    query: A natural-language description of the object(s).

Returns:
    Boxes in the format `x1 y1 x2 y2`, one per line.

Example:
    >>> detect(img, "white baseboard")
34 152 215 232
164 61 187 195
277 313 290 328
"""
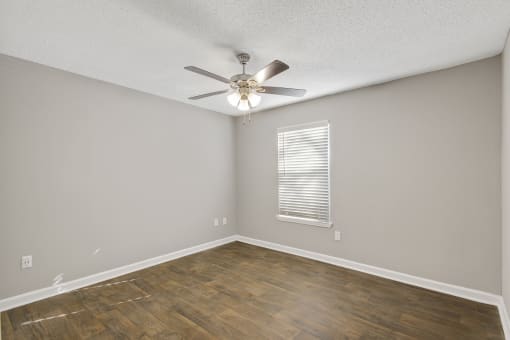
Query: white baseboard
497 297 510 339
0 235 237 312
236 235 500 304
236 235 509 338
1 233 509 339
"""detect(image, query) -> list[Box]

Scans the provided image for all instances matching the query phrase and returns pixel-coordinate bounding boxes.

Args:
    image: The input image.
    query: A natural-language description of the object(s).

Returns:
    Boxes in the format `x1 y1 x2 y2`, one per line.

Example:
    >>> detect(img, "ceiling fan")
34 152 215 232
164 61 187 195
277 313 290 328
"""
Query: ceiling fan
184 53 306 111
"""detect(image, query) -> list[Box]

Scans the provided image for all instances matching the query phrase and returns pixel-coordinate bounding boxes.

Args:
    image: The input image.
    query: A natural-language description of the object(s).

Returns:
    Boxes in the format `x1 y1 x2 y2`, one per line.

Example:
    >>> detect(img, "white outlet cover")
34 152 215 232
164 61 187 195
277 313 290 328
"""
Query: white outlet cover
222 217 227 225
334 231 341 241
21 255 32 269
214 218 219 227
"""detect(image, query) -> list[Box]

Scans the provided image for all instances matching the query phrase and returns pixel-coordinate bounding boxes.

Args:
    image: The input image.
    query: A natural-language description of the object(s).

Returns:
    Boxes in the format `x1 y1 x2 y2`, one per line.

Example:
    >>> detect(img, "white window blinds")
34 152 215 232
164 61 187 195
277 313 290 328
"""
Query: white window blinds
277 121 331 228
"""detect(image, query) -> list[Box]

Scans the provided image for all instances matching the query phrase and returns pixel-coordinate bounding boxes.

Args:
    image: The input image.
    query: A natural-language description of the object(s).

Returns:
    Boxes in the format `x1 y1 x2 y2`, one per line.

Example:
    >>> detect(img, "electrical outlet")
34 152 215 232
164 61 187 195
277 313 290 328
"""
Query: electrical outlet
334 231 341 241
214 218 219 227
222 217 227 225
21 255 32 269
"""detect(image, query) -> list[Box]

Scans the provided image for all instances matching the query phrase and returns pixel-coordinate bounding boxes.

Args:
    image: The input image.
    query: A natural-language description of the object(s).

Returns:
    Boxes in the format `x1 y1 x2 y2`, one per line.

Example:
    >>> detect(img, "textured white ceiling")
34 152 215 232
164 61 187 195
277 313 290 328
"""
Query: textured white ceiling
1 1 510 116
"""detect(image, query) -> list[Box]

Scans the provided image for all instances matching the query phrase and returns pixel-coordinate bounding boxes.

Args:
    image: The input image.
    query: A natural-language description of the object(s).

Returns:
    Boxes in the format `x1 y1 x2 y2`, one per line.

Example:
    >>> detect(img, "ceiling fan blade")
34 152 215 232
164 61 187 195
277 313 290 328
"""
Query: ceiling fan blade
188 90 229 100
184 66 231 84
250 60 289 84
258 86 306 97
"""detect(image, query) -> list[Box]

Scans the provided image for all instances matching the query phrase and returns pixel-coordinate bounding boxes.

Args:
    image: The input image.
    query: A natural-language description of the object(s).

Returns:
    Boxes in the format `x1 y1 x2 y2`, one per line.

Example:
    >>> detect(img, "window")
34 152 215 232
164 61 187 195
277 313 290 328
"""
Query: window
277 121 331 228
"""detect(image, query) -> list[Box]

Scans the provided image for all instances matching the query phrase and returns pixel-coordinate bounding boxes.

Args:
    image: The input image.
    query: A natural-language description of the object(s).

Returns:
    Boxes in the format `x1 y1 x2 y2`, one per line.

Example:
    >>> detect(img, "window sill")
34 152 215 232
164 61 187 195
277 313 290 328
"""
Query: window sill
276 215 332 228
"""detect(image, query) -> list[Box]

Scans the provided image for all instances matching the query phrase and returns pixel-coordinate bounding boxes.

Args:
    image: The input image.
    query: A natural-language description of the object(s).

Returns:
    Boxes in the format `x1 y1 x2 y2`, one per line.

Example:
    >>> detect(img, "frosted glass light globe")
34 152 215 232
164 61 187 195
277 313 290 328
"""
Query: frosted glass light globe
238 99 250 111
248 93 261 107
227 92 240 107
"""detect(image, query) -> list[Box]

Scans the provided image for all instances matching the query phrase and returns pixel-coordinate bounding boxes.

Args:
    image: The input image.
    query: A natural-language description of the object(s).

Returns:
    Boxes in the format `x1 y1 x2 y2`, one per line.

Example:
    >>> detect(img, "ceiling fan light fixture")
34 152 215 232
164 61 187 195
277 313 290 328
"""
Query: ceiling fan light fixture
227 91 240 107
248 92 261 107
185 53 306 112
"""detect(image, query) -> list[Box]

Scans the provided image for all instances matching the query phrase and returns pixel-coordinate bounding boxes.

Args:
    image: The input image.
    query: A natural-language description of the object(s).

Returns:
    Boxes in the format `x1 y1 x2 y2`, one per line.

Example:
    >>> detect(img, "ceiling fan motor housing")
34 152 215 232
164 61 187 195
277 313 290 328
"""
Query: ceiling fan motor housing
230 74 257 89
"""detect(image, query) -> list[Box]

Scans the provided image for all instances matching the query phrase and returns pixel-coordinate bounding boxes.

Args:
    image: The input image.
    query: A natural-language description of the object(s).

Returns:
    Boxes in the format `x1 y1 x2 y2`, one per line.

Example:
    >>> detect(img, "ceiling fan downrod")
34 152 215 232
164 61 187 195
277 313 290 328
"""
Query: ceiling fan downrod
237 53 250 75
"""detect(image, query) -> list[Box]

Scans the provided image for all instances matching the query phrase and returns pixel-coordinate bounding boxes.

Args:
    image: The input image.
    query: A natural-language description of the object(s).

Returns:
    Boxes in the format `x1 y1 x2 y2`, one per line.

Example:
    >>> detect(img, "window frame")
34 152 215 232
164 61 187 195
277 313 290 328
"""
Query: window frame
276 120 332 228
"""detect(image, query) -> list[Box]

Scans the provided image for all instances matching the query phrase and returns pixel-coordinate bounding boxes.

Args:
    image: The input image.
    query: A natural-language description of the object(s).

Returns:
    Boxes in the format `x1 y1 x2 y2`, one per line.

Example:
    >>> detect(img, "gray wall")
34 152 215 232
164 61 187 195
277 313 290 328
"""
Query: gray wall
236 57 502 294
0 52 503 300
502 33 510 313
0 54 237 299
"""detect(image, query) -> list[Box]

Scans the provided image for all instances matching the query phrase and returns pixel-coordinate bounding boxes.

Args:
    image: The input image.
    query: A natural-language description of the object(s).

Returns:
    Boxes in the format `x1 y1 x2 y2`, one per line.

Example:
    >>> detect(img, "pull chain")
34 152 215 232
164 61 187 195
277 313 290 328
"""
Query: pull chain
242 111 252 126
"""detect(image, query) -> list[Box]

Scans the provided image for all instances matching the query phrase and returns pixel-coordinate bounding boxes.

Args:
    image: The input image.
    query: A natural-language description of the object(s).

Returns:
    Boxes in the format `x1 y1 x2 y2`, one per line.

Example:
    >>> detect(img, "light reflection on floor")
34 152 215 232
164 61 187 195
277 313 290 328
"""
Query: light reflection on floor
19 278 147 327
20 309 86 326
107 294 151 307
79 278 137 291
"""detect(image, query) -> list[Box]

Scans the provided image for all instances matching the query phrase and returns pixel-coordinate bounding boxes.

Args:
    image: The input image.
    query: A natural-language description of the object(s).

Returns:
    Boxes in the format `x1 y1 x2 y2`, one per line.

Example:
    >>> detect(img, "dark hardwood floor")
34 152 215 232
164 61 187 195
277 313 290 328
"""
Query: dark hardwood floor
1 241 504 339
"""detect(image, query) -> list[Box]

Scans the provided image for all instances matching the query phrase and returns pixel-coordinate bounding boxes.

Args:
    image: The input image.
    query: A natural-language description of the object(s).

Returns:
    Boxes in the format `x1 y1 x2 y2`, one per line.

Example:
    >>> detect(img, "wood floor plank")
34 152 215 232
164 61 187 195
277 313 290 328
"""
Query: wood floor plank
1 241 505 339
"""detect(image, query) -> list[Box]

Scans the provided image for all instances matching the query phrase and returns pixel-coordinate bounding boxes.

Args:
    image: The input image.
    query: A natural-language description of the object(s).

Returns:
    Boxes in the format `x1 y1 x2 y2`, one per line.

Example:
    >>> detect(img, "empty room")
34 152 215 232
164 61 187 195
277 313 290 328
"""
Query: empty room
2 1 510 339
